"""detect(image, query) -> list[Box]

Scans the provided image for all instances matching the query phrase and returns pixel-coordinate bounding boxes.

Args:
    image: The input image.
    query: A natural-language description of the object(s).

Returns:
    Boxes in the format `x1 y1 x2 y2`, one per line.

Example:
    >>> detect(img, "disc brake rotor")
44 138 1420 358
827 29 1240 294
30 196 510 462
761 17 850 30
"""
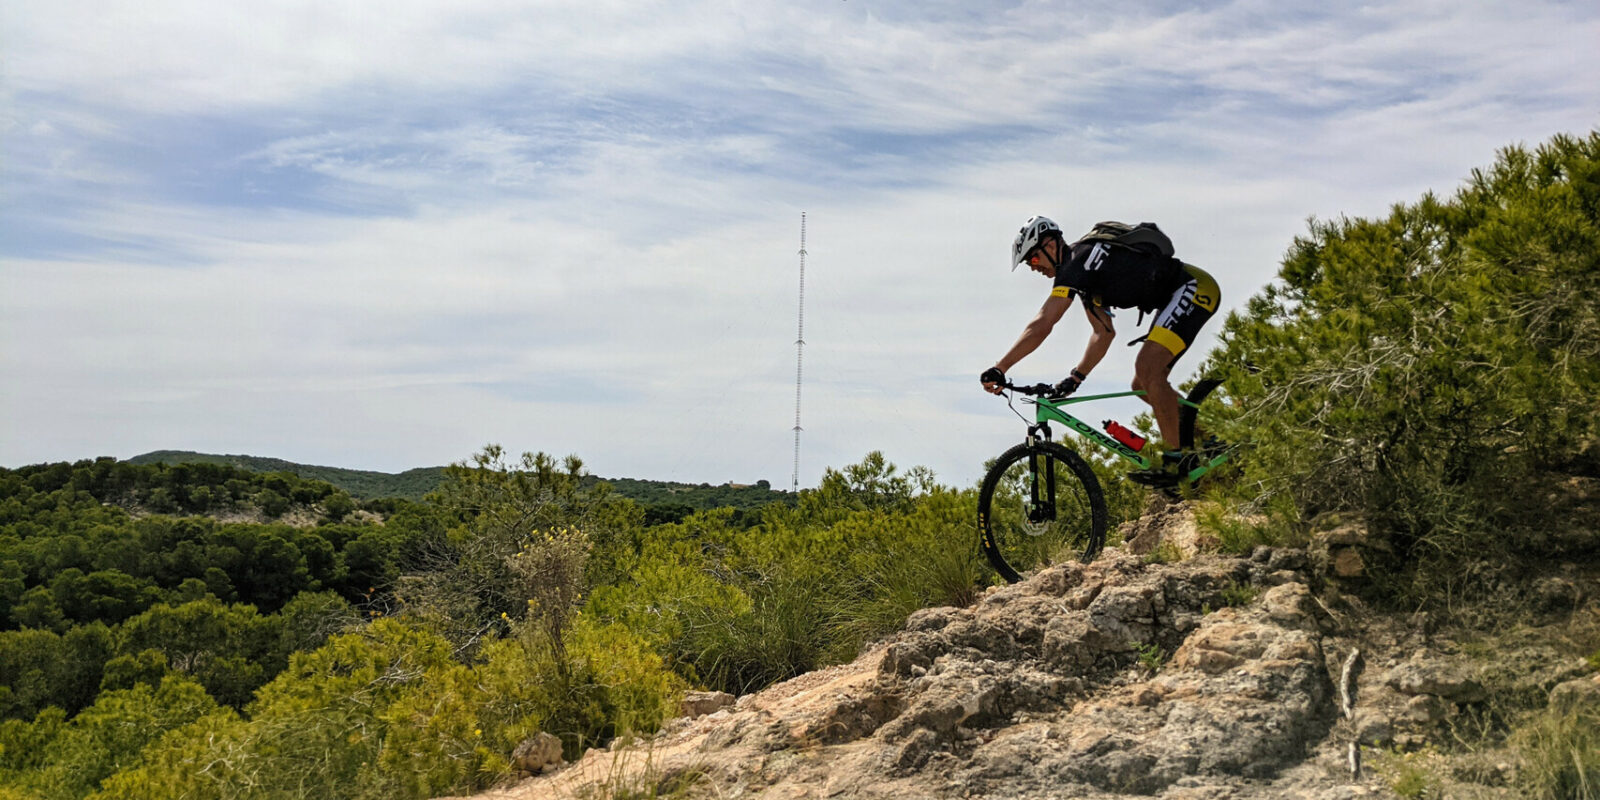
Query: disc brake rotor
1019 501 1051 537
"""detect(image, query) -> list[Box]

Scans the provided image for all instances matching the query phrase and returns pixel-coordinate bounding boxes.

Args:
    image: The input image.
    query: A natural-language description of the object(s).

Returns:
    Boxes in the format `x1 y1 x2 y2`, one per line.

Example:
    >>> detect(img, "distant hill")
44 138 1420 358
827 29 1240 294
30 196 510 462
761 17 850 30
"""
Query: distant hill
126 451 792 511
127 451 447 502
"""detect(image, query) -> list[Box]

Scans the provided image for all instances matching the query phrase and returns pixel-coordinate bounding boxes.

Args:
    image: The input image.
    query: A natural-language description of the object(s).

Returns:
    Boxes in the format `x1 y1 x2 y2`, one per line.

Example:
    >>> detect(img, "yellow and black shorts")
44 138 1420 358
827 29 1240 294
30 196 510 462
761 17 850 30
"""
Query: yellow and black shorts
1146 264 1220 366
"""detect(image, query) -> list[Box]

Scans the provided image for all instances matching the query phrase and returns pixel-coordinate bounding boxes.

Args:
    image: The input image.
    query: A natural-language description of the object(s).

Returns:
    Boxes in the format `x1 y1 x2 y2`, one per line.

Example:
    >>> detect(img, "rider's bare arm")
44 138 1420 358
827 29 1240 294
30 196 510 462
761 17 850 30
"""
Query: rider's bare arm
1074 303 1116 378
994 293 1073 373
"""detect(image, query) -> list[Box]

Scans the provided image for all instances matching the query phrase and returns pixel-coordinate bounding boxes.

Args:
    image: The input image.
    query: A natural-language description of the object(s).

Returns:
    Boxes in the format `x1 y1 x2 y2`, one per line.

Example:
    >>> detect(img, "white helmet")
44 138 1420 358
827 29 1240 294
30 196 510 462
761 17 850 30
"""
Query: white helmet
1011 215 1061 271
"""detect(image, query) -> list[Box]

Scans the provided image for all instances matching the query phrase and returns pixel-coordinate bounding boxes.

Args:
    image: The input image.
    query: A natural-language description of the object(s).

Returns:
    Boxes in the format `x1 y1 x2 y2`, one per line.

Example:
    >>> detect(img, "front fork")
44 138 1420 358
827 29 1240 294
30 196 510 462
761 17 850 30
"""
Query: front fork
1026 423 1056 527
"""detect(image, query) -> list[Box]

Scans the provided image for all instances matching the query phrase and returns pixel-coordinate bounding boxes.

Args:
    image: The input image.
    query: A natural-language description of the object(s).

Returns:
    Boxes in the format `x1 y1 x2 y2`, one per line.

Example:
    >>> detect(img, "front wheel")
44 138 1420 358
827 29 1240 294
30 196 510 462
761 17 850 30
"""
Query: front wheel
977 440 1106 583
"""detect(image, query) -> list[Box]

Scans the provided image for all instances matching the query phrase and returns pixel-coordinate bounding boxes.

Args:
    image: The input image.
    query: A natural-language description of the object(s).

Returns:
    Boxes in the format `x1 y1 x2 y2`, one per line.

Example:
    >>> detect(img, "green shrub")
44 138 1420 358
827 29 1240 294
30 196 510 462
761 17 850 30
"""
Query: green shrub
588 456 993 697
1194 499 1289 554
673 564 829 695
1219 581 1260 608
1510 706 1600 800
89 603 685 800
1143 541 1183 565
85 709 246 800
1197 131 1600 606
0 676 219 800
402 445 630 657
1136 643 1166 675
1380 749 1437 798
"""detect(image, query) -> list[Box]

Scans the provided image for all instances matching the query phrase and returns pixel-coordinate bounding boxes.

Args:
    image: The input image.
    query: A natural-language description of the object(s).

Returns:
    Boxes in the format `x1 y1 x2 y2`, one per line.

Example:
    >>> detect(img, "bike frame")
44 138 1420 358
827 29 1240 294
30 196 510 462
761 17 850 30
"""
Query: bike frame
1017 390 1223 481
1019 390 1157 469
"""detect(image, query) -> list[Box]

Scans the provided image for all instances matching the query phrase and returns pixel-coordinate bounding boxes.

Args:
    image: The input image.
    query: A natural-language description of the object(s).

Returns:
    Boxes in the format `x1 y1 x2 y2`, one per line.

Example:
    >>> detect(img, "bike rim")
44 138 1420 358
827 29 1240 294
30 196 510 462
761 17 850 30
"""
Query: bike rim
980 443 1102 581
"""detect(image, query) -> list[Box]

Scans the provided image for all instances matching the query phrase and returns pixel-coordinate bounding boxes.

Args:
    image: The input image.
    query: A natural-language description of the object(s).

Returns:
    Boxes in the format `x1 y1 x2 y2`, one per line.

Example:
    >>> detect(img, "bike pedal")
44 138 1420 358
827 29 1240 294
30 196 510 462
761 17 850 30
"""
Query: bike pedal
1128 470 1180 488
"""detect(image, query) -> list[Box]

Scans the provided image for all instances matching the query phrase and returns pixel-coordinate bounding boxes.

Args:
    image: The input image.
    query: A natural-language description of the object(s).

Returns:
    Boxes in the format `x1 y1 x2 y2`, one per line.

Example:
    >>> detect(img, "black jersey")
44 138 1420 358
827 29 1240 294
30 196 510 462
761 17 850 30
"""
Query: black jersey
1051 241 1186 312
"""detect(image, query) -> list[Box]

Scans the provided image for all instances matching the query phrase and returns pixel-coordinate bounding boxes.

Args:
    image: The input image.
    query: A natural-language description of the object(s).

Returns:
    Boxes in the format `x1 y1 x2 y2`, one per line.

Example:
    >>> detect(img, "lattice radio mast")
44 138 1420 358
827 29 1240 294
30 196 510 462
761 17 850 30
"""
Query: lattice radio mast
791 212 807 493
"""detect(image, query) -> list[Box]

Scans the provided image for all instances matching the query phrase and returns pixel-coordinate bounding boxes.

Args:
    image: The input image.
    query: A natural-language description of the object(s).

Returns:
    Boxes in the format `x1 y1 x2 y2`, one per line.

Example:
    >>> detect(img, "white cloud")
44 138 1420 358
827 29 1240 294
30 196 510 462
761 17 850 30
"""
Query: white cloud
4 0 1599 486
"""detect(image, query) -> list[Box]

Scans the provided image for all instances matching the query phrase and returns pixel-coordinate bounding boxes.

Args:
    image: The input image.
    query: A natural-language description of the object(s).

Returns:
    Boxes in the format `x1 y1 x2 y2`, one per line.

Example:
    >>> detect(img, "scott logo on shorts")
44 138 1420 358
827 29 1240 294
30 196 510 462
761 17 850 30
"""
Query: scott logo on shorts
1169 285 1199 319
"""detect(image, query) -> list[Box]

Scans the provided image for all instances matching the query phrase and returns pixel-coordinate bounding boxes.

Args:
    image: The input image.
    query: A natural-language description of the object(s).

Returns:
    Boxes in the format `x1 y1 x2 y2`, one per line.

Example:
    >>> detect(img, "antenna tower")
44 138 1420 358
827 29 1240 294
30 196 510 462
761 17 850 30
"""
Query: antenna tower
792 213 806 493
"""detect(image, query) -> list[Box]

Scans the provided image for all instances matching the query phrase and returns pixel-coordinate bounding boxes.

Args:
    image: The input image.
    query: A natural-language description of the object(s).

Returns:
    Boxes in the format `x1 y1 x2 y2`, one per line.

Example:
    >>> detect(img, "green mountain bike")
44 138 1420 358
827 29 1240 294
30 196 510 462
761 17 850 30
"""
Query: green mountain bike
976 378 1231 583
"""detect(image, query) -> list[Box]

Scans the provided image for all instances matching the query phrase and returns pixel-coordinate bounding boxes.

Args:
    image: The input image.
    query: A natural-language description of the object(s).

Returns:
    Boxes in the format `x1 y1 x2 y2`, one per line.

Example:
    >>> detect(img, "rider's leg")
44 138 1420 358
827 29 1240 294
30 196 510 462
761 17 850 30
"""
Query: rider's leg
1134 340 1182 446
1138 263 1220 451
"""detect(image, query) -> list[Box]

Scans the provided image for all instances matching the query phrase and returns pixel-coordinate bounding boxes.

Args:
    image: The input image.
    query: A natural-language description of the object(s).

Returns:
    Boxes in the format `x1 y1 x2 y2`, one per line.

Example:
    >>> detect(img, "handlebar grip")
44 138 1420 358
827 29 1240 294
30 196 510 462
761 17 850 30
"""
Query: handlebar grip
1003 382 1055 396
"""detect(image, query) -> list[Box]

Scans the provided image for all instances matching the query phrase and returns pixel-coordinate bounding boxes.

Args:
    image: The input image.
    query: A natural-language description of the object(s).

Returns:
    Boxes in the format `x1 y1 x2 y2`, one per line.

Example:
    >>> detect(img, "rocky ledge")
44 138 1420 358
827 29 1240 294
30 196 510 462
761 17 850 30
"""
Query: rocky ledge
467 544 1426 799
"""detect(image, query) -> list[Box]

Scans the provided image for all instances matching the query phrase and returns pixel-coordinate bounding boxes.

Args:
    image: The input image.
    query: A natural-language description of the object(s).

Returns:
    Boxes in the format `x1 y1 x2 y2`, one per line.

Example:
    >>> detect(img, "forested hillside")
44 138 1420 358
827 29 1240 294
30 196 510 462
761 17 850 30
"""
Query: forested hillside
125 451 448 503
0 459 442 719
1 132 1597 800
1 446 1052 800
127 450 790 518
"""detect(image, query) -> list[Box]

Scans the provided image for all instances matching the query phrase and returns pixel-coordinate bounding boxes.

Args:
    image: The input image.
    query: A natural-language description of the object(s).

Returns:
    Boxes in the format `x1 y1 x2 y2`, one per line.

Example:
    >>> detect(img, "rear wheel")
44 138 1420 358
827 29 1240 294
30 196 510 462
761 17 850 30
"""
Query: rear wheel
1178 377 1225 450
977 440 1106 583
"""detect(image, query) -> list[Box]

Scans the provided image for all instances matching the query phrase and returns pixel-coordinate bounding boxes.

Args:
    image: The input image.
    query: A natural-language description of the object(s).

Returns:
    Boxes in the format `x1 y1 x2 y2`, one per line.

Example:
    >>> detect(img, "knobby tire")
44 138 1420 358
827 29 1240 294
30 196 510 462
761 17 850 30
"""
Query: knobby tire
976 440 1106 584
1179 377 1225 451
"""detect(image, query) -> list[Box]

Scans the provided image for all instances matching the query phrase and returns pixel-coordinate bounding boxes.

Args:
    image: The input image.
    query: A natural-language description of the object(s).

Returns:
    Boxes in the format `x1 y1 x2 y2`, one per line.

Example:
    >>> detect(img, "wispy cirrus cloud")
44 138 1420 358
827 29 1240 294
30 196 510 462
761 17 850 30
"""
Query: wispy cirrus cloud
3 0 1598 484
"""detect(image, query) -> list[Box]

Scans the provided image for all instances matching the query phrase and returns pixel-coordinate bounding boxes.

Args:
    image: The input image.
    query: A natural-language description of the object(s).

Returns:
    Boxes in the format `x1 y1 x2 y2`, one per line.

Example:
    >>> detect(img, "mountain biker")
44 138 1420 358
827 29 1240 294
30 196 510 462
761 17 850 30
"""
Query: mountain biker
980 215 1221 483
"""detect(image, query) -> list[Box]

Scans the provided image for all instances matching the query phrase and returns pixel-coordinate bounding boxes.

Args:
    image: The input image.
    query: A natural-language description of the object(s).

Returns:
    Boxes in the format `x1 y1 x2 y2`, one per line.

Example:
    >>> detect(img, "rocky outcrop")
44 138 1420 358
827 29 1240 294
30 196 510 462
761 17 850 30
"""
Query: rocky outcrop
444 480 1600 800
434 484 1600 800
1120 498 1220 559
466 546 1416 799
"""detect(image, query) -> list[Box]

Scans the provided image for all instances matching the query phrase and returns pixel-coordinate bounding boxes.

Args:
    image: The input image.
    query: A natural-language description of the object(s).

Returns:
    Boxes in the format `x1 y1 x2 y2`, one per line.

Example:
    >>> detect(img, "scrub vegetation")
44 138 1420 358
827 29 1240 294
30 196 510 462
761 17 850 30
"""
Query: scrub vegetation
2 131 1598 799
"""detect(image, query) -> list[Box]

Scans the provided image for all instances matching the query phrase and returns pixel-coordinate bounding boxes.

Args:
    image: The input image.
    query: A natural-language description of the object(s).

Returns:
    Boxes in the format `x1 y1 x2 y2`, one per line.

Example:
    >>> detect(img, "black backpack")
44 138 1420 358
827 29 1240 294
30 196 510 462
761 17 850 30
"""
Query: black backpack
1072 221 1175 258
1068 221 1184 312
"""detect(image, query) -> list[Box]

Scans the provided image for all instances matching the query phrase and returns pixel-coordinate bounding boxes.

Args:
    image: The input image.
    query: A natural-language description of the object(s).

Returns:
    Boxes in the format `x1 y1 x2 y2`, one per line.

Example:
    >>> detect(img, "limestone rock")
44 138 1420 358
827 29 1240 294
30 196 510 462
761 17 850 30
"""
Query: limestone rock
473 517 1594 800
1121 499 1219 559
1384 656 1486 703
1309 513 1395 584
510 731 563 775
680 690 736 718
1549 674 1600 714
1331 548 1366 578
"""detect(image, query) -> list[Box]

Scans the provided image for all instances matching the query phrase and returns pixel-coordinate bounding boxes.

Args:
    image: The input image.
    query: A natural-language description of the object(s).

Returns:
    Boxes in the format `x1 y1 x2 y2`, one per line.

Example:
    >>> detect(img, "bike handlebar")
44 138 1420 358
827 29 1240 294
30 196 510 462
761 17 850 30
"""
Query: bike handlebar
1001 381 1060 397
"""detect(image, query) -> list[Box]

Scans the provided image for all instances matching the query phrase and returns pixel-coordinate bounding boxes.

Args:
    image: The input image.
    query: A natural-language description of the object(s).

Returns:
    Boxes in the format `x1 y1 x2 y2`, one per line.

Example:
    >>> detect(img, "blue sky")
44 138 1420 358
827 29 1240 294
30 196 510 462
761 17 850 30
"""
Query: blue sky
3 0 1598 488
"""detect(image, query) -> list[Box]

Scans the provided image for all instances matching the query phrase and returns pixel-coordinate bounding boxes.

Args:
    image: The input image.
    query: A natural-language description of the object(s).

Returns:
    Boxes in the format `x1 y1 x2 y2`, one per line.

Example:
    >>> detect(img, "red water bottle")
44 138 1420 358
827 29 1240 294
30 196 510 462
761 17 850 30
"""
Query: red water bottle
1103 420 1147 451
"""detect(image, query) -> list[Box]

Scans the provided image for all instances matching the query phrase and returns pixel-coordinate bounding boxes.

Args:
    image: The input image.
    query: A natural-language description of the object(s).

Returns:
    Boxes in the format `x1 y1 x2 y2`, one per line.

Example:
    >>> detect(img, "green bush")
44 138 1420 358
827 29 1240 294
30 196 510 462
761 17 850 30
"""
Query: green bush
588 454 994 696
1510 706 1600 800
821 488 990 656
401 446 633 656
0 676 220 800
1198 131 1600 604
115 599 284 708
89 614 684 800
